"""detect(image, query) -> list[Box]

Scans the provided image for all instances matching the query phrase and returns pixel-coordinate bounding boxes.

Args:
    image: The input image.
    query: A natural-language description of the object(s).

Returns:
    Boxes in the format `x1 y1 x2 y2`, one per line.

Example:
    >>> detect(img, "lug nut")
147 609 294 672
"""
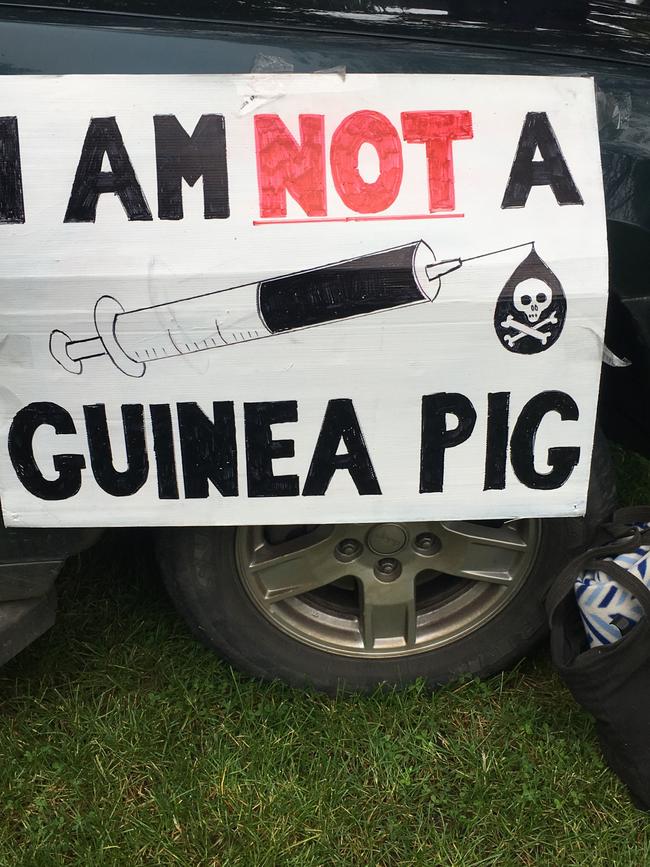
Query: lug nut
374 557 402 582
335 538 362 562
414 532 441 556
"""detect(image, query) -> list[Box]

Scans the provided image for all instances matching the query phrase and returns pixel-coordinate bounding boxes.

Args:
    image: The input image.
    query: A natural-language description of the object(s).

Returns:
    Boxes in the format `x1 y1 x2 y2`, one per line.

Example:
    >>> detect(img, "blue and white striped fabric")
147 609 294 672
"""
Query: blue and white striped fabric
575 524 650 647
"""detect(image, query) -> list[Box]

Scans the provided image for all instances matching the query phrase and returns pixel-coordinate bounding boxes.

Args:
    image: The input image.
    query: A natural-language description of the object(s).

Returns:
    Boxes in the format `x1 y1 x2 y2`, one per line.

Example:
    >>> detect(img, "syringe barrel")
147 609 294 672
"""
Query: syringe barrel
113 281 267 364
111 240 437 365
260 240 437 331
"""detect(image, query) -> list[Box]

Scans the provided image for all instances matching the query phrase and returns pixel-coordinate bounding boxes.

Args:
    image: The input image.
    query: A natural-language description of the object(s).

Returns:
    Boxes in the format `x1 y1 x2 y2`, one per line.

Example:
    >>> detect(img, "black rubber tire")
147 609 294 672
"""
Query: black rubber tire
156 435 616 694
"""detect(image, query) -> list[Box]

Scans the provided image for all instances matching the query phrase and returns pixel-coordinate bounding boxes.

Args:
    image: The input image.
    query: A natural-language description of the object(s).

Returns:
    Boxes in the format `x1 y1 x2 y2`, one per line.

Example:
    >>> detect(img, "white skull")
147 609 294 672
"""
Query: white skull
513 279 552 323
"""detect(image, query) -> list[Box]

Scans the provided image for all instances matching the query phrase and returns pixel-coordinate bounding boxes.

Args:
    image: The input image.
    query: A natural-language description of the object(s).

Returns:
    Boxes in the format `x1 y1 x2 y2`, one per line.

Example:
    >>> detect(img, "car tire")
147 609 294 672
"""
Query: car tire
156 434 615 693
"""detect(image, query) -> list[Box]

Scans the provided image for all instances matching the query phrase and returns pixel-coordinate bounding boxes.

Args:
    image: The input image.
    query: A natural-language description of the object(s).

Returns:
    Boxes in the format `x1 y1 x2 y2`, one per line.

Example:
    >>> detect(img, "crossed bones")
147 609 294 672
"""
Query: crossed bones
501 310 558 347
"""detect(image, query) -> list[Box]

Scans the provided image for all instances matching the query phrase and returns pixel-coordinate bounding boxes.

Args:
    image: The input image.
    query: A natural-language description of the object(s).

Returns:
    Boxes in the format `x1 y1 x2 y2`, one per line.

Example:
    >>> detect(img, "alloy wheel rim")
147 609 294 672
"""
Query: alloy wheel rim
236 520 541 658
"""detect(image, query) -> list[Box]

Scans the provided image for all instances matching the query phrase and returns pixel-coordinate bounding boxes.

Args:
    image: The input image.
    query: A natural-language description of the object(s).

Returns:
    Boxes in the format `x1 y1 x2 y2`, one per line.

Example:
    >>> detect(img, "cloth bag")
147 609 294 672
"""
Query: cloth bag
575 524 650 647
546 507 650 811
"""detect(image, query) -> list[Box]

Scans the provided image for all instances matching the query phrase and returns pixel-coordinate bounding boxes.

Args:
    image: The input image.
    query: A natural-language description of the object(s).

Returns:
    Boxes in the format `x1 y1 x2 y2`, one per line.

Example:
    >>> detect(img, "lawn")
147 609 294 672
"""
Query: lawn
0 448 649 866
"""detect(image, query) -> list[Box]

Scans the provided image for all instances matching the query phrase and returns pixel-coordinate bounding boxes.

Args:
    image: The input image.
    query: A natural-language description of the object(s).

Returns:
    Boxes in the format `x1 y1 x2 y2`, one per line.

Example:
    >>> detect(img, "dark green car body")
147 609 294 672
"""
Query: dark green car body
0 0 648 663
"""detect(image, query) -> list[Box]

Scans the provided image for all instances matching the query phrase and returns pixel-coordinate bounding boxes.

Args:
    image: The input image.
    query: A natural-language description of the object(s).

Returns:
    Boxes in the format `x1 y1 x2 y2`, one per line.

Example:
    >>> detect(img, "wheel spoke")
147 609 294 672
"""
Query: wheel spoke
360 574 417 650
435 521 528 585
439 521 527 551
445 565 514 585
248 526 345 602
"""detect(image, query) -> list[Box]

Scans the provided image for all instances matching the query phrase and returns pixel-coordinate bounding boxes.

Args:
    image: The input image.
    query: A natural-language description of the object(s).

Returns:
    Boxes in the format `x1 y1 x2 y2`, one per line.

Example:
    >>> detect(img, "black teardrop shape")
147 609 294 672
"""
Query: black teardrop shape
493 247 567 355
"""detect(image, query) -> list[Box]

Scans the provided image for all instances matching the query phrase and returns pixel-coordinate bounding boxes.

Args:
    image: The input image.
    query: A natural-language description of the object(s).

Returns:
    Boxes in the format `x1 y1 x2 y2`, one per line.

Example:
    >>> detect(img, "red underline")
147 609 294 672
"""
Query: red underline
253 212 465 226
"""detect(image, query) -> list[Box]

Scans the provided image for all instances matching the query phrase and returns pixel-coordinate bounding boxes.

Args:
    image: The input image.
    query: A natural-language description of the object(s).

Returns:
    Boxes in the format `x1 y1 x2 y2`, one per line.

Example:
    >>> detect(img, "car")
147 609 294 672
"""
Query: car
0 0 647 692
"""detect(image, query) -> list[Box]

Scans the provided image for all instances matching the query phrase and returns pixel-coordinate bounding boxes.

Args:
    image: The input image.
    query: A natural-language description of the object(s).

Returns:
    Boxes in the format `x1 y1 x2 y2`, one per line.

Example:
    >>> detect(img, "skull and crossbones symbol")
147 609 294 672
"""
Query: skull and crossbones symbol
501 278 557 347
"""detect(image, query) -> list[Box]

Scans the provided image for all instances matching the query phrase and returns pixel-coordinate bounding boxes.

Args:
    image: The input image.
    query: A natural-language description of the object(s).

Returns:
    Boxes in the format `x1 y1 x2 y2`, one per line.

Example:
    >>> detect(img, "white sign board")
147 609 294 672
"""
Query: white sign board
0 74 607 527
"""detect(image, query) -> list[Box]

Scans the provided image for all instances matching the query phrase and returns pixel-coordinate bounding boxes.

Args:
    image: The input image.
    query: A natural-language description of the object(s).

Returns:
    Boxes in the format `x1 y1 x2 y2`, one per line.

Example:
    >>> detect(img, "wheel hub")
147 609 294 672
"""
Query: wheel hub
366 523 408 555
237 518 540 658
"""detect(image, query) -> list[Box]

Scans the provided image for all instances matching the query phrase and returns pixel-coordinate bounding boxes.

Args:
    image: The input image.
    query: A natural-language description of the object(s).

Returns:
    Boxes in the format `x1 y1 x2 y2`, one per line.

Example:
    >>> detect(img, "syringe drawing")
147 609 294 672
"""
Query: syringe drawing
49 238 566 377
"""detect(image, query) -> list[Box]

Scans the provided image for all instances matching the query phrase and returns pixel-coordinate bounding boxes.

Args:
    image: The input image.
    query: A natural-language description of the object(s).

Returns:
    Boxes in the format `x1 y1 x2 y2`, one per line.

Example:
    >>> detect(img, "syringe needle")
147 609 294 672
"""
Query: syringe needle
425 258 463 282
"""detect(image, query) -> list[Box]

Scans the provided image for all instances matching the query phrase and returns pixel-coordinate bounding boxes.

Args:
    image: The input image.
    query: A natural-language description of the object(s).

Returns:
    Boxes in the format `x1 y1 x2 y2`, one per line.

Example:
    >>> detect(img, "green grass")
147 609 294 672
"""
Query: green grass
0 451 649 866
